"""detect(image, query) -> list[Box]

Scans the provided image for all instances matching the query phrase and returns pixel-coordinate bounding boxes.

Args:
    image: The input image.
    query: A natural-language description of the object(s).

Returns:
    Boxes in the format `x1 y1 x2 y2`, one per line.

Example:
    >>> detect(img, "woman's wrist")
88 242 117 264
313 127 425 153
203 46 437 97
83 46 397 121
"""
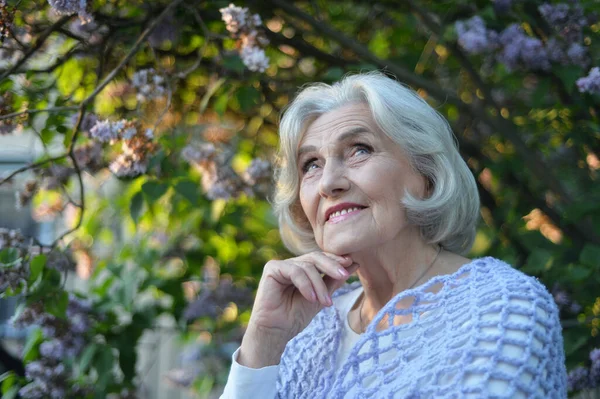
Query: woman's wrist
238 325 290 368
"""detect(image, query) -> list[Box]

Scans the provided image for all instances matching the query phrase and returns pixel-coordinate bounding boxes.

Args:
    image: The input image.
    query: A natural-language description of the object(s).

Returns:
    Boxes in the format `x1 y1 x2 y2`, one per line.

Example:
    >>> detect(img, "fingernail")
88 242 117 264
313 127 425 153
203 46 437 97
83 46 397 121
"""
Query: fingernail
311 290 317 303
327 295 333 306
338 268 349 278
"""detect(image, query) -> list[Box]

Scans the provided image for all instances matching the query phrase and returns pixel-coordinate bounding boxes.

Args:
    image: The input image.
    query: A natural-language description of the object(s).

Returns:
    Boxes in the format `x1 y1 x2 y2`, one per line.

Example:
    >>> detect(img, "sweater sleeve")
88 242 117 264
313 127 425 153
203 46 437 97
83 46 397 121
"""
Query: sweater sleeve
219 347 280 399
461 294 567 398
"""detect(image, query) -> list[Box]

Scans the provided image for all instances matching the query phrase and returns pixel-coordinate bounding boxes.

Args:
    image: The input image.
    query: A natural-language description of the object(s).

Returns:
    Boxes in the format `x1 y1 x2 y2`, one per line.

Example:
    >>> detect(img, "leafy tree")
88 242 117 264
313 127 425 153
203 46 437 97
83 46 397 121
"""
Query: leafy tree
0 0 599 397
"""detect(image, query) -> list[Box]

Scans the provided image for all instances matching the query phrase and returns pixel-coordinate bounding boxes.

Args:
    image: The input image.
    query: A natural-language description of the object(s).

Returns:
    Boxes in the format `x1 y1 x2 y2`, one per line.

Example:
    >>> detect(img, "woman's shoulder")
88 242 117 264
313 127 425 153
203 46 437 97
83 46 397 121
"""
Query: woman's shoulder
463 256 555 300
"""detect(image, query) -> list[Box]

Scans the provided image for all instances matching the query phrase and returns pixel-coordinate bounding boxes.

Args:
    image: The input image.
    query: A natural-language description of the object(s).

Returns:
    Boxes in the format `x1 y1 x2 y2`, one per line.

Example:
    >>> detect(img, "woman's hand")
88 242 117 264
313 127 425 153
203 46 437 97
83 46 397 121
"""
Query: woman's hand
238 252 358 368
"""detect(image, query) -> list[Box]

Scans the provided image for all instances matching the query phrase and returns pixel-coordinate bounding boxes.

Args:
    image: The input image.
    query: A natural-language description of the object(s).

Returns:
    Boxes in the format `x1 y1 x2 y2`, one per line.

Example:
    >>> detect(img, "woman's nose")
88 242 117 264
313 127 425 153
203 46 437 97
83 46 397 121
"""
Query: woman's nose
318 160 350 198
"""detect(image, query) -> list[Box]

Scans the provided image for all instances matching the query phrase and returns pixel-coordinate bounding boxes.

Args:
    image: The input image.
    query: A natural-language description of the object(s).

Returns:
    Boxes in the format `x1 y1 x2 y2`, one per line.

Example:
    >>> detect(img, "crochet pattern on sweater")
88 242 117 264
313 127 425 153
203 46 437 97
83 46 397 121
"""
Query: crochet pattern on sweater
276 257 567 398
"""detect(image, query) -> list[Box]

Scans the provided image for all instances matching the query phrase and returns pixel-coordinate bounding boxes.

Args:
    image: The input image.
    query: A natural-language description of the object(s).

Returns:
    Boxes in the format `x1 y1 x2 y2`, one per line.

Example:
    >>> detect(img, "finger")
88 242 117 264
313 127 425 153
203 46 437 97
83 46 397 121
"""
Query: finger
284 266 317 303
322 252 353 267
324 262 360 295
298 261 332 306
307 252 352 280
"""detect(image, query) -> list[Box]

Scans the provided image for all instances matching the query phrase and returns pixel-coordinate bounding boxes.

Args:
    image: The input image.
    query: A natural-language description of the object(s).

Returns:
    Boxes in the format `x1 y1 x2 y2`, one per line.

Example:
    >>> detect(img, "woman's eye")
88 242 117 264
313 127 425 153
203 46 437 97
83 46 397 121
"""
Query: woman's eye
301 158 318 173
353 143 372 156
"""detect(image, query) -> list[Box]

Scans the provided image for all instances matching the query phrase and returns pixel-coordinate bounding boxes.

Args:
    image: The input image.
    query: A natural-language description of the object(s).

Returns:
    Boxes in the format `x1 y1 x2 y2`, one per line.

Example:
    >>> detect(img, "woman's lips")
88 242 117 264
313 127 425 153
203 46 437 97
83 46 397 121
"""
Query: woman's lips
326 207 365 224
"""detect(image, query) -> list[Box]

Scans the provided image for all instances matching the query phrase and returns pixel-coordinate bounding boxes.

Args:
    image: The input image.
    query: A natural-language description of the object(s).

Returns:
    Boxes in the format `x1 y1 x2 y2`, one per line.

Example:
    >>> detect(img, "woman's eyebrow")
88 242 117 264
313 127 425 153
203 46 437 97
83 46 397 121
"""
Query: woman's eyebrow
297 127 371 158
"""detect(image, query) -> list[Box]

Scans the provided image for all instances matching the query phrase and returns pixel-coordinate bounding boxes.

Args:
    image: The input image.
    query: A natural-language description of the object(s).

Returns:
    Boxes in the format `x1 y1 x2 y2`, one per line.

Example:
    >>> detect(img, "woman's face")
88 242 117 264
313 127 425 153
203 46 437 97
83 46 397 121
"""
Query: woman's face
297 103 427 255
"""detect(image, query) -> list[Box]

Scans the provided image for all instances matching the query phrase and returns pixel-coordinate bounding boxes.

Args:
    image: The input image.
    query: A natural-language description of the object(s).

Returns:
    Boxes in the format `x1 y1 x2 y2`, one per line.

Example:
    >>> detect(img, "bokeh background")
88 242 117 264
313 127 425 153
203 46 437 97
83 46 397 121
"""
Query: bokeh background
0 0 599 397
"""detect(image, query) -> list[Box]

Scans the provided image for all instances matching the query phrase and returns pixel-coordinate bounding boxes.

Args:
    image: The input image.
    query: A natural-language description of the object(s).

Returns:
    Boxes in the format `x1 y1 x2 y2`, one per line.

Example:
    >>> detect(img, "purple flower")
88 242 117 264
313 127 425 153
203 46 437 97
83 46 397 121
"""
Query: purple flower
455 16 498 55
567 366 589 392
497 24 550 71
39 339 66 360
590 348 600 387
47 0 92 23
89 120 118 143
577 67 600 94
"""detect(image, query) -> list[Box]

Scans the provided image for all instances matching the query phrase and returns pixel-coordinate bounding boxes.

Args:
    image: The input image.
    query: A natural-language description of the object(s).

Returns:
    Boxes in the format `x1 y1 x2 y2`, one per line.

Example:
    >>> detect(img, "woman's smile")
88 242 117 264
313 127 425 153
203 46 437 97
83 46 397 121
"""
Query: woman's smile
326 206 366 224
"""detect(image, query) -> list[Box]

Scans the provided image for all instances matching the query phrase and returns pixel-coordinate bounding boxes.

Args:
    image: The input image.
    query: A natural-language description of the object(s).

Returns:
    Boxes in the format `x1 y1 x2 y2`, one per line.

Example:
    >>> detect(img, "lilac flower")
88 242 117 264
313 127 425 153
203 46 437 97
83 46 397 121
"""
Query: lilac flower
109 153 148 178
539 2 586 43
577 67 600 94
497 24 550 71
47 0 92 23
590 348 600 387
131 68 166 103
182 143 217 164
566 43 587 66
243 158 271 185
240 45 270 72
89 120 119 143
455 16 498 55
220 4 250 34
567 366 589 392
39 339 66 360
71 112 98 133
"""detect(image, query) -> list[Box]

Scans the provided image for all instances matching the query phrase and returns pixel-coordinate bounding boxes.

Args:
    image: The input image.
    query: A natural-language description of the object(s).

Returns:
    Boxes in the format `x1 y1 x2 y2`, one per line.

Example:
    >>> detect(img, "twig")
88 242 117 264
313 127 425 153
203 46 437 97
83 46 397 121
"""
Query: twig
0 106 79 121
0 15 73 81
0 155 68 185
269 0 461 105
81 0 187 107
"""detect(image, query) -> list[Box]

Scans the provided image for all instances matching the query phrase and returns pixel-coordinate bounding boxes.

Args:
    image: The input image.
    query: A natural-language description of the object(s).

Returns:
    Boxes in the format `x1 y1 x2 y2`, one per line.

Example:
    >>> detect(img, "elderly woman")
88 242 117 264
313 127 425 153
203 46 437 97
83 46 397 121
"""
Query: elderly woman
220 72 566 398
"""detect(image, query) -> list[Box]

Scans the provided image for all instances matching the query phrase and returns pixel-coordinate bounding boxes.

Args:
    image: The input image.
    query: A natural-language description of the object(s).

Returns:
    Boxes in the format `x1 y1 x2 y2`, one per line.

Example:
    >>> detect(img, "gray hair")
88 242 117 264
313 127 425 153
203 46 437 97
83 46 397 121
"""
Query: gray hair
272 71 480 256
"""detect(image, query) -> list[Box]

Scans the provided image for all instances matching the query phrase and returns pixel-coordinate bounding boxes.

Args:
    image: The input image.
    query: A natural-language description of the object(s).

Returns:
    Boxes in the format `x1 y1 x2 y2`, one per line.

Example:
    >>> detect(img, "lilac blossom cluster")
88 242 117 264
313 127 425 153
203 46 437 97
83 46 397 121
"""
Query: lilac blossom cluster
0 91 23 135
47 0 92 24
551 283 582 314
89 119 156 178
182 143 272 199
567 348 600 392
183 276 252 321
131 68 167 103
455 16 498 55
455 2 591 72
0 228 74 292
0 228 44 293
13 296 94 398
577 67 600 94
15 180 39 210
0 0 14 43
220 4 270 72
538 2 587 43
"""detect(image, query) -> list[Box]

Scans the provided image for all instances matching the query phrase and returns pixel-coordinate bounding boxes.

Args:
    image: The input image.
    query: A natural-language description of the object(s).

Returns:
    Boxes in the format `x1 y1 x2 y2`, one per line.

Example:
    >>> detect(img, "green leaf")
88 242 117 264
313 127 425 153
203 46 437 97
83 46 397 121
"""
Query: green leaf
94 345 115 392
323 67 344 81
141 181 169 202
46 290 69 318
222 54 246 74
29 254 46 283
130 191 144 224
522 249 553 274
79 343 98 374
174 180 200 205
199 77 226 114
236 86 260 112
554 66 584 94
579 244 600 268
2 385 19 399
214 93 229 116
22 328 43 363
566 263 592 282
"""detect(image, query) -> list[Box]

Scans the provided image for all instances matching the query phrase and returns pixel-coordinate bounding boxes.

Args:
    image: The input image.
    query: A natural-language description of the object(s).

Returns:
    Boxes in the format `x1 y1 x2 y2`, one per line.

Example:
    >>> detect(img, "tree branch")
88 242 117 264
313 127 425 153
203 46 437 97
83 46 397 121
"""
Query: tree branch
0 15 73 81
0 106 78 121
